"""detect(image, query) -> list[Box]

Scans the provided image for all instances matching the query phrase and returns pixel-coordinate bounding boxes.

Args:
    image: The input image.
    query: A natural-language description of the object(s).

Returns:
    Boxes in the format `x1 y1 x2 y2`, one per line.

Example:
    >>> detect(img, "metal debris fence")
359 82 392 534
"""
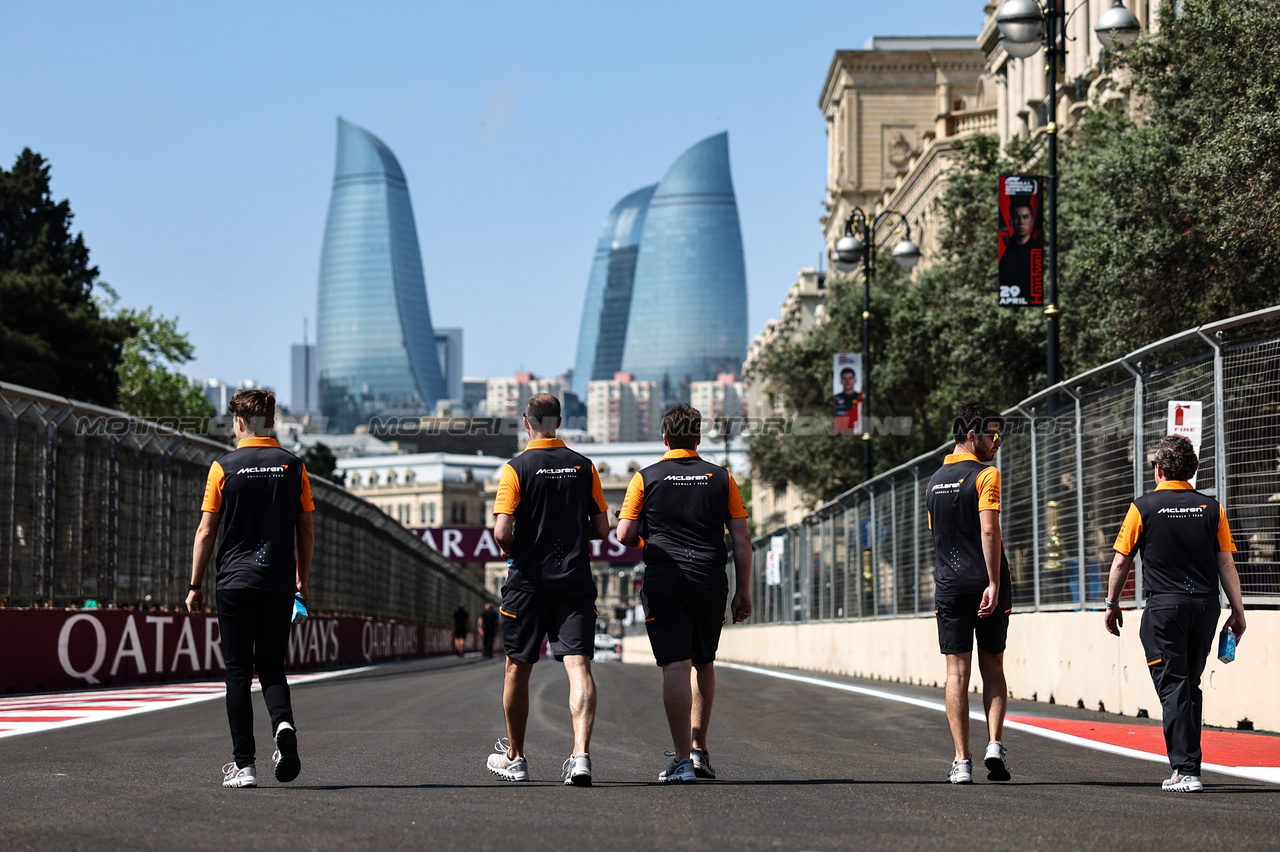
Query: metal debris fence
0 383 492 622
746 307 1280 625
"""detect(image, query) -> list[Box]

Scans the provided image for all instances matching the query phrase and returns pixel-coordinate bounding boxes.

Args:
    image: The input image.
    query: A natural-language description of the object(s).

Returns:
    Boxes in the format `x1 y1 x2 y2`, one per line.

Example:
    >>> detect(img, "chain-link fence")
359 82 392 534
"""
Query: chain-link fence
0 382 492 622
747 307 1280 625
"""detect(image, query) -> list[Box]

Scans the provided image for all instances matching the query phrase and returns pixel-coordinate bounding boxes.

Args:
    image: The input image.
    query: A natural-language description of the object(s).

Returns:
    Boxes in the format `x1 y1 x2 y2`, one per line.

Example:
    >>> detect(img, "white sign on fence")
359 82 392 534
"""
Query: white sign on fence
1166 400 1203 488
765 551 782 586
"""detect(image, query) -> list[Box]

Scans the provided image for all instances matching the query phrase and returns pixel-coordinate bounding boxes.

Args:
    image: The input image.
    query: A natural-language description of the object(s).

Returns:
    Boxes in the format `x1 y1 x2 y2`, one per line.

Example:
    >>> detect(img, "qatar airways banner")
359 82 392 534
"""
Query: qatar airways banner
410 526 643 563
0 609 477 696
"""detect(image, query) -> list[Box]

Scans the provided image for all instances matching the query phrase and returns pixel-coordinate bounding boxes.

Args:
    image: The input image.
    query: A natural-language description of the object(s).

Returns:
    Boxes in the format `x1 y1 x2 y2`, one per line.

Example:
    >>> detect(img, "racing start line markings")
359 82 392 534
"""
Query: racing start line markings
0 667 372 740
718 662 1280 786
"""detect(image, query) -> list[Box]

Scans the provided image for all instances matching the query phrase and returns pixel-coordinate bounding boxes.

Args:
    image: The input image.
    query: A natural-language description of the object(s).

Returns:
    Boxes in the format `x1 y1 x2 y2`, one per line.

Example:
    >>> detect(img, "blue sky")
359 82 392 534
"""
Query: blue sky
1 1 984 406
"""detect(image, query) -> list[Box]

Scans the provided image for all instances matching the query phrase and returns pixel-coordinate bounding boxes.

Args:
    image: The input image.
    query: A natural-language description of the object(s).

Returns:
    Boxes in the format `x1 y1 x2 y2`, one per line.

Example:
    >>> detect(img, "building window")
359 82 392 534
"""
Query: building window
420 503 427 524
429 503 436 524
459 504 467 524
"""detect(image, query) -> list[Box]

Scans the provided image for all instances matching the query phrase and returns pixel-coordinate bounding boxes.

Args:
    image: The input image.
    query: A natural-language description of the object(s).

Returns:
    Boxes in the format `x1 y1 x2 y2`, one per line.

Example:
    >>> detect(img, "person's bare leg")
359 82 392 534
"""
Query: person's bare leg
662 660 693 756
945 652 973 761
977 650 1007 743
690 662 715 752
563 655 596 754
502 658 533 757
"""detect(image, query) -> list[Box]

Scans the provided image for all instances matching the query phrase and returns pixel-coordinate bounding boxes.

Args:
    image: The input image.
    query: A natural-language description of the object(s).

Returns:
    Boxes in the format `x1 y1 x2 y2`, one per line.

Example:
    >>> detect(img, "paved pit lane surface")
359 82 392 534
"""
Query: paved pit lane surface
0 655 1276 851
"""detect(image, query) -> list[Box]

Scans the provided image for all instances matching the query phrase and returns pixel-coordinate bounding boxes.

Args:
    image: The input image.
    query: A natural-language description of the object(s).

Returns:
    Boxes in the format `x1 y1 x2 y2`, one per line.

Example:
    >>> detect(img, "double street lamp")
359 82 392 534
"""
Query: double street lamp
994 0 1141 386
832 208 920 482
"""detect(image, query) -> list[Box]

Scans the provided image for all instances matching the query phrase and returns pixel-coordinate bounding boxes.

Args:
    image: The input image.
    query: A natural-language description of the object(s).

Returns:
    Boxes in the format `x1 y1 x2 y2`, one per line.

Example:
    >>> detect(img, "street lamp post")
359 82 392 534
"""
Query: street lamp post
995 0 1141 387
833 209 920 482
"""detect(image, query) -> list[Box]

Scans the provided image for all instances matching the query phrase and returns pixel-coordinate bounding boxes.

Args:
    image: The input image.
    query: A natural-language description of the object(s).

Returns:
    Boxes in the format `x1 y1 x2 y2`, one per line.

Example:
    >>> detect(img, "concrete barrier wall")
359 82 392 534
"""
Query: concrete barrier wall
622 610 1279 733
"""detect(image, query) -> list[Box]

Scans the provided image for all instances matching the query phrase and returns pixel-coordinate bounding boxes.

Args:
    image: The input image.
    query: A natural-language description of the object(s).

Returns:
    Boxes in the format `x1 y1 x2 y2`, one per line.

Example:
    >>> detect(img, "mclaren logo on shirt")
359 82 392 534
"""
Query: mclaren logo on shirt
931 481 961 494
234 465 288 476
663 473 714 484
535 466 582 479
1157 505 1208 516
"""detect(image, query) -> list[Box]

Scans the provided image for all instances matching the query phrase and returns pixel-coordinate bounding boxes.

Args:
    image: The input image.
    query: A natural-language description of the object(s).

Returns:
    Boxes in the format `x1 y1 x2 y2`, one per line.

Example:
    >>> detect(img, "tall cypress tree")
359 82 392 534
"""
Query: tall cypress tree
0 149 132 405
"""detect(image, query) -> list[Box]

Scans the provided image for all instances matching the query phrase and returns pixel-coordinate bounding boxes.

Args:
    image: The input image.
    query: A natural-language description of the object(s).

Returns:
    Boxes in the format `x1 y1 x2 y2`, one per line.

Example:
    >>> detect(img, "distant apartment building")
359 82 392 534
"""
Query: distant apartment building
690 373 747 423
484 372 566 419
203 378 263 416
586 373 659 443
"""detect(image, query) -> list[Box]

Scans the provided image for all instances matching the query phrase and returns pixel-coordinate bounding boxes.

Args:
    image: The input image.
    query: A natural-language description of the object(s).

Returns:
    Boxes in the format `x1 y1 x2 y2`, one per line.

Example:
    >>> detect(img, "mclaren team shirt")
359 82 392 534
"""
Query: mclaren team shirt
619 449 748 586
926 452 1009 596
493 438 609 591
200 436 314 594
1113 480 1235 597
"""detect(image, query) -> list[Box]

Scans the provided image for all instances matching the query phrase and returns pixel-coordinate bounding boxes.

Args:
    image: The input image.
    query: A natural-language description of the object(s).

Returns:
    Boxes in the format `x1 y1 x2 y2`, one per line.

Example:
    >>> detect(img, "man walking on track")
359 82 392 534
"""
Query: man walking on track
927 402 1012 785
453 602 469 656
1104 434 1247 792
187 389 313 789
486 393 609 786
478 603 500 658
617 404 752 784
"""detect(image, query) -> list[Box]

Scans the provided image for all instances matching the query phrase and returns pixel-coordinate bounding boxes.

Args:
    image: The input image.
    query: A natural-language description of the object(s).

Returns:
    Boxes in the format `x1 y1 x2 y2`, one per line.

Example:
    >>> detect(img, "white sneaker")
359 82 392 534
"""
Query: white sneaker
984 741 1010 781
690 747 716 780
1162 771 1203 792
948 758 973 784
562 753 592 787
272 720 301 783
486 738 530 782
659 755 696 784
222 762 257 788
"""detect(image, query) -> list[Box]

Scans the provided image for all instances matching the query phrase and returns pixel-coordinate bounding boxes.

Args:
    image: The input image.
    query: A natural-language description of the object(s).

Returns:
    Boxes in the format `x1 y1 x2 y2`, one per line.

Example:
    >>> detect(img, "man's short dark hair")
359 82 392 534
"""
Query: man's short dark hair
228 389 275 431
840 367 854 377
953 402 1003 442
1153 435 1198 481
524 393 561 432
662 404 701 450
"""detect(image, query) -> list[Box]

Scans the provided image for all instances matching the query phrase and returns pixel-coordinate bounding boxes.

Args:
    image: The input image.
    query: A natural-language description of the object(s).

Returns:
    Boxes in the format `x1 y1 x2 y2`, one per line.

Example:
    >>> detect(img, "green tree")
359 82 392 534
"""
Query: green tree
301 441 344 486
0 149 132 404
115 307 215 421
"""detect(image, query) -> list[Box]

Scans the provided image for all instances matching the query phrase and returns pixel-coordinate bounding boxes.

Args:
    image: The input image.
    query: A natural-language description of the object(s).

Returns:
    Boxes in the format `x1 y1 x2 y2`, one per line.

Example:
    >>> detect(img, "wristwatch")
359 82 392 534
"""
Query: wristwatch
189 583 203 592
1105 600 1120 609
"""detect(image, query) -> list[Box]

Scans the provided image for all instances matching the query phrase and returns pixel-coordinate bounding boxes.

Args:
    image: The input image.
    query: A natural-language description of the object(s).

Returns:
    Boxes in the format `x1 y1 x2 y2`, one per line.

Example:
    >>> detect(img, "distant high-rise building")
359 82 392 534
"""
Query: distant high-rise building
620 132 748 389
316 117 447 432
291 343 318 414
571 185 656 399
203 378 234 415
485 373 566 419
690 373 747 422
587 373 660 443
434 327 463 402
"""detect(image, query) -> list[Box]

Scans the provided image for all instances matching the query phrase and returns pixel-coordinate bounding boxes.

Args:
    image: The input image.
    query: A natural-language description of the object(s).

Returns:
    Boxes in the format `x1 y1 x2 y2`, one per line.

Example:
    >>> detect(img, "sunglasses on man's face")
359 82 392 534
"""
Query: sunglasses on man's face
982 430 1001 442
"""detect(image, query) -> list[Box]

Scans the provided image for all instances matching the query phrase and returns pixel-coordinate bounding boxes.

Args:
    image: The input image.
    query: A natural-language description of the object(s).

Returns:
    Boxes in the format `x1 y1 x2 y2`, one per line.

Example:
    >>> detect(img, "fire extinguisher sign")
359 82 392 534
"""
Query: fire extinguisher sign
1166 401 1204 487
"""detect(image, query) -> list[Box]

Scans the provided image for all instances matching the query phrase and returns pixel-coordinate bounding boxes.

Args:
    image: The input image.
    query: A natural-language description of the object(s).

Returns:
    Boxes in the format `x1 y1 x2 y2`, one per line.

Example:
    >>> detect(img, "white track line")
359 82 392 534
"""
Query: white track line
0 666 372 740
718 662 1280 786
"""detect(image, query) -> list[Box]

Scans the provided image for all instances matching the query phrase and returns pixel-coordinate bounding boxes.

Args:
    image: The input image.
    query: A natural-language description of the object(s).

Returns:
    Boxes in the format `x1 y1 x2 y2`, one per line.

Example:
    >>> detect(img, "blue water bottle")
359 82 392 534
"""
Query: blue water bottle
1217 628 1236 664
292 592 309 625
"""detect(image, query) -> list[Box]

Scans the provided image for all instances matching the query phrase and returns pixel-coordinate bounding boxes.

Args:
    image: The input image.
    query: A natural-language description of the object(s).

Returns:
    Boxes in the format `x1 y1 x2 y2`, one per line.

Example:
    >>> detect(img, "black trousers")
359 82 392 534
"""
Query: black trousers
1139 593 1219 774
217 588 295 768
482 631 496 657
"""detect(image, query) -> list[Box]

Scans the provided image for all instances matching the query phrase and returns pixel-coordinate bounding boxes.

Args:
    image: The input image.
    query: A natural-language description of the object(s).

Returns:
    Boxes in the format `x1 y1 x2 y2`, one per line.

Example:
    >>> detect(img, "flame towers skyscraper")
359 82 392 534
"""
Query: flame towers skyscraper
316 118 446 432
574 133 747 399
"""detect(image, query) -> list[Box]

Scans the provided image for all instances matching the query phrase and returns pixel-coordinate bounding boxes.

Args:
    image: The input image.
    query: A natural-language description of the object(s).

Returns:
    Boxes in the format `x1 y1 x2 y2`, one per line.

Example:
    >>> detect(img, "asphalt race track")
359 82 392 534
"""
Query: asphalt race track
1 655 1276 851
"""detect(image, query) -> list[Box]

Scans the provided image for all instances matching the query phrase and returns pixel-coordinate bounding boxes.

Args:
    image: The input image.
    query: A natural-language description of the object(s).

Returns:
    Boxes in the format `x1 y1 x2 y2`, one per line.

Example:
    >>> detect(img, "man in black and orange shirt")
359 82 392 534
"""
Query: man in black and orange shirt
187 389 314 788
486 393 609 787
927 402 1012 785
617 404 752 784
1105 434 1246 793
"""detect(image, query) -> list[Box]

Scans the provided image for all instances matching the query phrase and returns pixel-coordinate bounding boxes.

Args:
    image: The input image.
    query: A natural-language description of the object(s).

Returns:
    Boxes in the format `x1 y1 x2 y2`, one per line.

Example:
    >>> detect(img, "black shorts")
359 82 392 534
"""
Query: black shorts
935 591 1011 656
641 573 727 666
500 585 597 664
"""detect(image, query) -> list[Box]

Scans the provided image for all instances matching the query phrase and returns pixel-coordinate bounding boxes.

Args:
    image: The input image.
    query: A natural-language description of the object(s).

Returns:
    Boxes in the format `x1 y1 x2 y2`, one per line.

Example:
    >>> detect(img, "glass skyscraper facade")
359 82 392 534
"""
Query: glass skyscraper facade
573 133 747 399
316 118 447 432
571 184 656 399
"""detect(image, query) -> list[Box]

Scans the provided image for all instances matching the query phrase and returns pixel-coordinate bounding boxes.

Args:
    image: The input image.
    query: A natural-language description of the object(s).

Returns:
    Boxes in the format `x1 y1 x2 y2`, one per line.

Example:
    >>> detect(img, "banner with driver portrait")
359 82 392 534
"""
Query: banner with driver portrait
997 175 1045 307
833 353 863 435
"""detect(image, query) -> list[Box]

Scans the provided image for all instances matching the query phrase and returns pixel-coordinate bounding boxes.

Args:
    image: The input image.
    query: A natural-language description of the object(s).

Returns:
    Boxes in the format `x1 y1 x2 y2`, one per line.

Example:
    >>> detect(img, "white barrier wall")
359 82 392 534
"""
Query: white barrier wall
622 610 1279 733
